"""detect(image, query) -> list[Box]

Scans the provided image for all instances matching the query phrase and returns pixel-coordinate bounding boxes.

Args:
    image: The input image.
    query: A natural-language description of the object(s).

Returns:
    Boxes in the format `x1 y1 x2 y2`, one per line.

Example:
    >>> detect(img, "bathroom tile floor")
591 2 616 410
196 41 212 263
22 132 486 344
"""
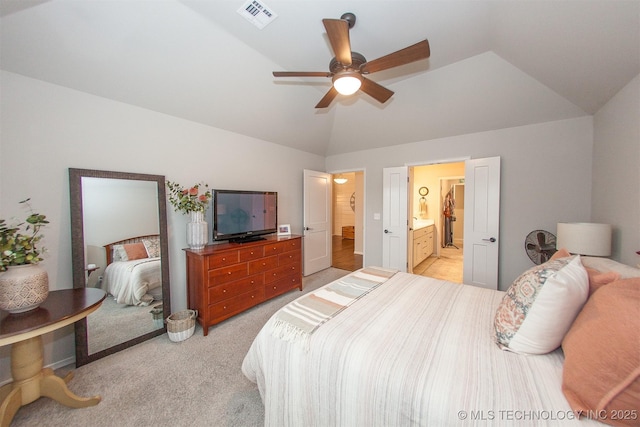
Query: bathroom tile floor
414 245 463 283
330 235 463 284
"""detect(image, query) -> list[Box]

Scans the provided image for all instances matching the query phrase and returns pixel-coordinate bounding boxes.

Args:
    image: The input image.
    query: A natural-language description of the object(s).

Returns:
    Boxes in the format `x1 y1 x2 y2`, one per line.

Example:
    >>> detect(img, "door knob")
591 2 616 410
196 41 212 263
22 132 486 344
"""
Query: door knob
384 229 392 234
304 227 312 231
482 237 497 242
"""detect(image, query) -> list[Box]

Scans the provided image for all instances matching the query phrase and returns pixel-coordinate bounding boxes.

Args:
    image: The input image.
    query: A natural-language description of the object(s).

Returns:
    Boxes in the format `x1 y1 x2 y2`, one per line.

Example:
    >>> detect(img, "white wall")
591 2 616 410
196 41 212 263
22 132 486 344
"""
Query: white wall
326 116 595 290
592 74 640 266
0 71 325 380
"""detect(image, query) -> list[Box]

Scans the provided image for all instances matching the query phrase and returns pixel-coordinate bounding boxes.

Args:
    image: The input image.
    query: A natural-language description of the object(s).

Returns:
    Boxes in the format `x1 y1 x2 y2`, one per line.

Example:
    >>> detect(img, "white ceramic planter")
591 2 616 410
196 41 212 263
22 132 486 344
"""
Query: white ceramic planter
0 264 49 313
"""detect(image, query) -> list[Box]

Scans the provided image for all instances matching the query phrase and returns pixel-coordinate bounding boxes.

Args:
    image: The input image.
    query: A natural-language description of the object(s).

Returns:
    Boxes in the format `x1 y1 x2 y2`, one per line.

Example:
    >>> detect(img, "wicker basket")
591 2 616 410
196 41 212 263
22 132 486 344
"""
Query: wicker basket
166 309 197 342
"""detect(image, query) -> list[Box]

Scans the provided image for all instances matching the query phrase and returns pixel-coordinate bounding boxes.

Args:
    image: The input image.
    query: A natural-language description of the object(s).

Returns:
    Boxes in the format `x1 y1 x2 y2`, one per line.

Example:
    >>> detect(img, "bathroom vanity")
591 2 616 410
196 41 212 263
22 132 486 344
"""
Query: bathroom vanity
413 220 435 267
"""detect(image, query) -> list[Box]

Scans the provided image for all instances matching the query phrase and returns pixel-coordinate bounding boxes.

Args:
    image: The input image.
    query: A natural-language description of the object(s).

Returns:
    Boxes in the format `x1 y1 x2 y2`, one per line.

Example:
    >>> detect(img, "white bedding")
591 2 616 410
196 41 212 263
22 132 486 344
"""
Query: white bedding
242 270 602 426
102 257 162 306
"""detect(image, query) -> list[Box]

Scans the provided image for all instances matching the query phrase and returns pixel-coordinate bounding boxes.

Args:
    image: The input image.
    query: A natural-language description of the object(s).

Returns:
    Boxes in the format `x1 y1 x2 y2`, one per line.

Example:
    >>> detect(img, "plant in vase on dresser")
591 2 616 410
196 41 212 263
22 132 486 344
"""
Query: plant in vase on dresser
0 198 50 313
166 181 212 250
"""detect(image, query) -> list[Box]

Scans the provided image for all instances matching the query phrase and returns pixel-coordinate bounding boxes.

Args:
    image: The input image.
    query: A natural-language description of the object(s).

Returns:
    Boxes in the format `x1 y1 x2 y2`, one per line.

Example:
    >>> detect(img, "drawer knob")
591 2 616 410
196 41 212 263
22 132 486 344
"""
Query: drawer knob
228 271 232 275
251 295 254 299
223 289 227 293
273 286 277 290
223 306 227 310
273 272 277 276
262 262 266 266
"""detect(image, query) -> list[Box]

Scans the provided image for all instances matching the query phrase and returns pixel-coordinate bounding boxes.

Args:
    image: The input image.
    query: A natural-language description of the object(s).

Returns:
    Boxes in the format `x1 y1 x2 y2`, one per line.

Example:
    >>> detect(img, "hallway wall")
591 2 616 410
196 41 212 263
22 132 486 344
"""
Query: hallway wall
332 173 356 236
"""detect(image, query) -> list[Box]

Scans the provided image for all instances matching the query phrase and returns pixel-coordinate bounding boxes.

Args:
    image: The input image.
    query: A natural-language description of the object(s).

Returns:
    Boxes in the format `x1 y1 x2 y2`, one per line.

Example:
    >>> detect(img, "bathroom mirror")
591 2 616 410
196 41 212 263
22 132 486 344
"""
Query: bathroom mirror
69 168 171 367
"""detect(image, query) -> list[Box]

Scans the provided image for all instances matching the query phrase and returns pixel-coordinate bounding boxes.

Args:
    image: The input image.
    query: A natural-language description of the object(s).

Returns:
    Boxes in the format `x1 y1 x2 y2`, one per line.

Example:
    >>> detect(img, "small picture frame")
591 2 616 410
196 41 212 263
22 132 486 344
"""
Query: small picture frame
278 224 291 235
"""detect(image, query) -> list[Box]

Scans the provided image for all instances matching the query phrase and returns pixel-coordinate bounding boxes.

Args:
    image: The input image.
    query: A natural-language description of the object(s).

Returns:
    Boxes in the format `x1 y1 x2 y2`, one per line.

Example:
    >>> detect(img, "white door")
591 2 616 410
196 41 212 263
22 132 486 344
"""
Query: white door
303 169 332 275
382 166 408 271
463 157 501 289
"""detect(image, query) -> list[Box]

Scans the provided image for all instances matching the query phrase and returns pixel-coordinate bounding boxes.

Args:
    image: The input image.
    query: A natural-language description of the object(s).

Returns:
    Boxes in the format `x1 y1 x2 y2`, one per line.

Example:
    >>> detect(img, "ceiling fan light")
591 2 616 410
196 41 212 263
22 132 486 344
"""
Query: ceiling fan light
333 73 362 95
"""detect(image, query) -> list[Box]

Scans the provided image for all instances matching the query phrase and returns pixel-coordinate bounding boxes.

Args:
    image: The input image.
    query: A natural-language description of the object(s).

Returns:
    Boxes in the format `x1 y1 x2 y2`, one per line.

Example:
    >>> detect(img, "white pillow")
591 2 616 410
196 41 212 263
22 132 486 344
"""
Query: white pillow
580 256 640 279
494 255 589 354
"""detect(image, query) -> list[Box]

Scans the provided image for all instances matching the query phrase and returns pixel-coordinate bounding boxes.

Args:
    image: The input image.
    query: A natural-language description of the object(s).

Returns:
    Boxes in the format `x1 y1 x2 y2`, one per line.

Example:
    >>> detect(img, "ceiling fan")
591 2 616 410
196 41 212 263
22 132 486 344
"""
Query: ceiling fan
273 12 430 108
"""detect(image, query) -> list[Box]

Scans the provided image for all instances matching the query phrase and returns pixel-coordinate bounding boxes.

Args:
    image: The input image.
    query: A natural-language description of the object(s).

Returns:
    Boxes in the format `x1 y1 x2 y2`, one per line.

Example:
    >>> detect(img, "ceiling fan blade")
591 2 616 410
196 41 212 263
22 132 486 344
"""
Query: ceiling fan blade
273 71 331 77
315 87 339 108
360 39 430 74
360 77 394 104
323 19 352 66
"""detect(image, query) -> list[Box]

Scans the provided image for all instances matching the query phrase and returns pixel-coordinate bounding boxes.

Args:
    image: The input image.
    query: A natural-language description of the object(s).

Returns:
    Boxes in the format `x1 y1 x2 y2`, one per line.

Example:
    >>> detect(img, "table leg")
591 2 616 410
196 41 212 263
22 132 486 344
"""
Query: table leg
40 372 101 408
0 385 21 427
0 336 101 426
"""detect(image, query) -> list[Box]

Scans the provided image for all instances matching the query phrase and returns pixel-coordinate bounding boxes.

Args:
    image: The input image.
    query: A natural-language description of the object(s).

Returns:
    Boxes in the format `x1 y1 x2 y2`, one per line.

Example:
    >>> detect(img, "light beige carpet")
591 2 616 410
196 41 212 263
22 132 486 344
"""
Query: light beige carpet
11 267 350 427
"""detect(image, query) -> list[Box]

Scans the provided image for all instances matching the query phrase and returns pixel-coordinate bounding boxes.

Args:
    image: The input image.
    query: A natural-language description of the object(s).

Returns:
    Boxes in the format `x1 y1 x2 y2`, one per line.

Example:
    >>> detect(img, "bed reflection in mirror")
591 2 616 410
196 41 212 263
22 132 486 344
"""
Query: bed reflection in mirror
69 169 171 367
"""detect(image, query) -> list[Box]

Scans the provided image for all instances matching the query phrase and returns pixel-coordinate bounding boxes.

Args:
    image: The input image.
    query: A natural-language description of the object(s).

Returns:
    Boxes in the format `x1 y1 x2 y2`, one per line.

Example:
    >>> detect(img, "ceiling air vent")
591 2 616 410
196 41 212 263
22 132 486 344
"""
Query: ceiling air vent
237 0 278 29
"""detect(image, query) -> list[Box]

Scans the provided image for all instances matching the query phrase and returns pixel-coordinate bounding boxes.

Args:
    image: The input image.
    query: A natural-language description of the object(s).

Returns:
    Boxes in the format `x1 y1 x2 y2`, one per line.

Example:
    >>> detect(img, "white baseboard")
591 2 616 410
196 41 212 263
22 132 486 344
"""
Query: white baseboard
51 356 75 371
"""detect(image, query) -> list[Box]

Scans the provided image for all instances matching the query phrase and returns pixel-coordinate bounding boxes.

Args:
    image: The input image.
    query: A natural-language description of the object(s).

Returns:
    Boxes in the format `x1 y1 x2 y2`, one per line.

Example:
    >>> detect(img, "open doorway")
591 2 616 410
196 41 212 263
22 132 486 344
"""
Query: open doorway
409 163 464 283
331 171 364 271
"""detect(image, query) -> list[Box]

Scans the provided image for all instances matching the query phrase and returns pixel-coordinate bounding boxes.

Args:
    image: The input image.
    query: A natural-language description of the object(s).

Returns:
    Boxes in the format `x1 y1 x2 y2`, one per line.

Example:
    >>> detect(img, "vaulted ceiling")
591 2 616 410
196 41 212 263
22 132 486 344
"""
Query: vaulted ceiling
1 0 639 156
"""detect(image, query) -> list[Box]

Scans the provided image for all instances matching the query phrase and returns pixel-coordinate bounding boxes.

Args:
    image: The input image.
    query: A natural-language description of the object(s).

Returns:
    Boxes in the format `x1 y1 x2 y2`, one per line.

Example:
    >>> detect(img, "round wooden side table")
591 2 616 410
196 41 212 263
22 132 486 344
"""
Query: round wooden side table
0 288 106 427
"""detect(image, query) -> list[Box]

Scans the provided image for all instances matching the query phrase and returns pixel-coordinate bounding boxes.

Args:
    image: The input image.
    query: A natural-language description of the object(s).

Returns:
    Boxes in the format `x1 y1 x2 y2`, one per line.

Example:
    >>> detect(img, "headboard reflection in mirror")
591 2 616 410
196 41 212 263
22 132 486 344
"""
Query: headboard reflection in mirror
69 168 171 367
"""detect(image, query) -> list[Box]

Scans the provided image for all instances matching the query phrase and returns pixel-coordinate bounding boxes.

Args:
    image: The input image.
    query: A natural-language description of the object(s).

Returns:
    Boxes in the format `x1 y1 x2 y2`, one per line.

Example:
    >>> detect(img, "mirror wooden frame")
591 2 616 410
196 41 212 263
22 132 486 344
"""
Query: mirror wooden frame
69 168 171 367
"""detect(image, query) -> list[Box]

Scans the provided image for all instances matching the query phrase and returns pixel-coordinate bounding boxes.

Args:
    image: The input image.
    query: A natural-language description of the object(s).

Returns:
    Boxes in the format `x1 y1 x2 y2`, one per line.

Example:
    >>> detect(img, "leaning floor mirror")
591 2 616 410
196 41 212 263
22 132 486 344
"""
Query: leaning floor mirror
69 168 171 366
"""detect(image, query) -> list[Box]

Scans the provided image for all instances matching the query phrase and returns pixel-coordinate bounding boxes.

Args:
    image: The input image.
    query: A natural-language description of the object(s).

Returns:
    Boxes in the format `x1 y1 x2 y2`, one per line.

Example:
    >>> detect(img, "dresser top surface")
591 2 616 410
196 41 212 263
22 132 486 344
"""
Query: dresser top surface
184 234 302 255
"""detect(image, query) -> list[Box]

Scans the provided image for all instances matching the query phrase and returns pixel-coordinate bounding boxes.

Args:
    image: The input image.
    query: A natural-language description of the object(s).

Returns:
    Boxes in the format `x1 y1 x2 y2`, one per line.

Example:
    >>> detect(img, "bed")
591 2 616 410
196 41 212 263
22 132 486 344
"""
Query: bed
102 234 163 306
242 257 640 426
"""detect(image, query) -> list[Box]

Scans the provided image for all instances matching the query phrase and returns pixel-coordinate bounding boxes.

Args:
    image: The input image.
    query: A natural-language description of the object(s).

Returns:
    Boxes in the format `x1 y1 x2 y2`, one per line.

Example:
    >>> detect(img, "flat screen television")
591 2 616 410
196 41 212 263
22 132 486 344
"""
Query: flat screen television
212 189 278 243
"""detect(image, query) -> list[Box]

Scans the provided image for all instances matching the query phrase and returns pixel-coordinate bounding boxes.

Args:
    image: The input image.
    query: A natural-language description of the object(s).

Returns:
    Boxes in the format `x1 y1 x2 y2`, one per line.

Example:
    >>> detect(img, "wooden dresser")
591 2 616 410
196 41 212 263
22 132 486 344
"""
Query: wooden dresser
184 234 303 336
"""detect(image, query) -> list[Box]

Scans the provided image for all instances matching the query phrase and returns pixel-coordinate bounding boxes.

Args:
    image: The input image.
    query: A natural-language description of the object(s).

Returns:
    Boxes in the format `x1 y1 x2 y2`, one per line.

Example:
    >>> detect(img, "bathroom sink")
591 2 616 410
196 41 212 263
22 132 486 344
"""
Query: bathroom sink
413 219 434 230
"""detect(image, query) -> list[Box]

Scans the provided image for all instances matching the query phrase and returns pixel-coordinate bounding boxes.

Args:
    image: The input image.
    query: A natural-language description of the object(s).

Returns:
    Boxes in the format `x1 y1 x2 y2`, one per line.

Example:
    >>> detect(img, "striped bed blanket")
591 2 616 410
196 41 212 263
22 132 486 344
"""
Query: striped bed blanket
244 272 604 426
271 267 397 348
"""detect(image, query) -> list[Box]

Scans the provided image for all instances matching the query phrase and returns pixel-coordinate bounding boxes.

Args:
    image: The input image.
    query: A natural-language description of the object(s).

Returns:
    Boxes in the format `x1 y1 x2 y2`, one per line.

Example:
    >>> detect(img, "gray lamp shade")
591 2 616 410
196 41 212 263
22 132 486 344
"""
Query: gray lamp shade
556 222 612 256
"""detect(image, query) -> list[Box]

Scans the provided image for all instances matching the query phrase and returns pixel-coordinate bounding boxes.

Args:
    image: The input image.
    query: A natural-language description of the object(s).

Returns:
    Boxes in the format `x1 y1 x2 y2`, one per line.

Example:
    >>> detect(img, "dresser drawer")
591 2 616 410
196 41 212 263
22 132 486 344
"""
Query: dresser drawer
209 288 265 324
265 274 302 299
279 238 301 252
208 263 248 285
278 250 301 266
208 274 263 301
248 255 278 275
207 251 240 270
262 241 288 256
239 246 264 262
265 263 301 284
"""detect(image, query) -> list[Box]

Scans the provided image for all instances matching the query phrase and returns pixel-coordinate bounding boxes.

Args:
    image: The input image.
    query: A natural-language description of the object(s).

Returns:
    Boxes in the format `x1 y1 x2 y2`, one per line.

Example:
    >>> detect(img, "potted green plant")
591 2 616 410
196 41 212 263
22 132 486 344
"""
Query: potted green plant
166 181 212 249
0 199 50 313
